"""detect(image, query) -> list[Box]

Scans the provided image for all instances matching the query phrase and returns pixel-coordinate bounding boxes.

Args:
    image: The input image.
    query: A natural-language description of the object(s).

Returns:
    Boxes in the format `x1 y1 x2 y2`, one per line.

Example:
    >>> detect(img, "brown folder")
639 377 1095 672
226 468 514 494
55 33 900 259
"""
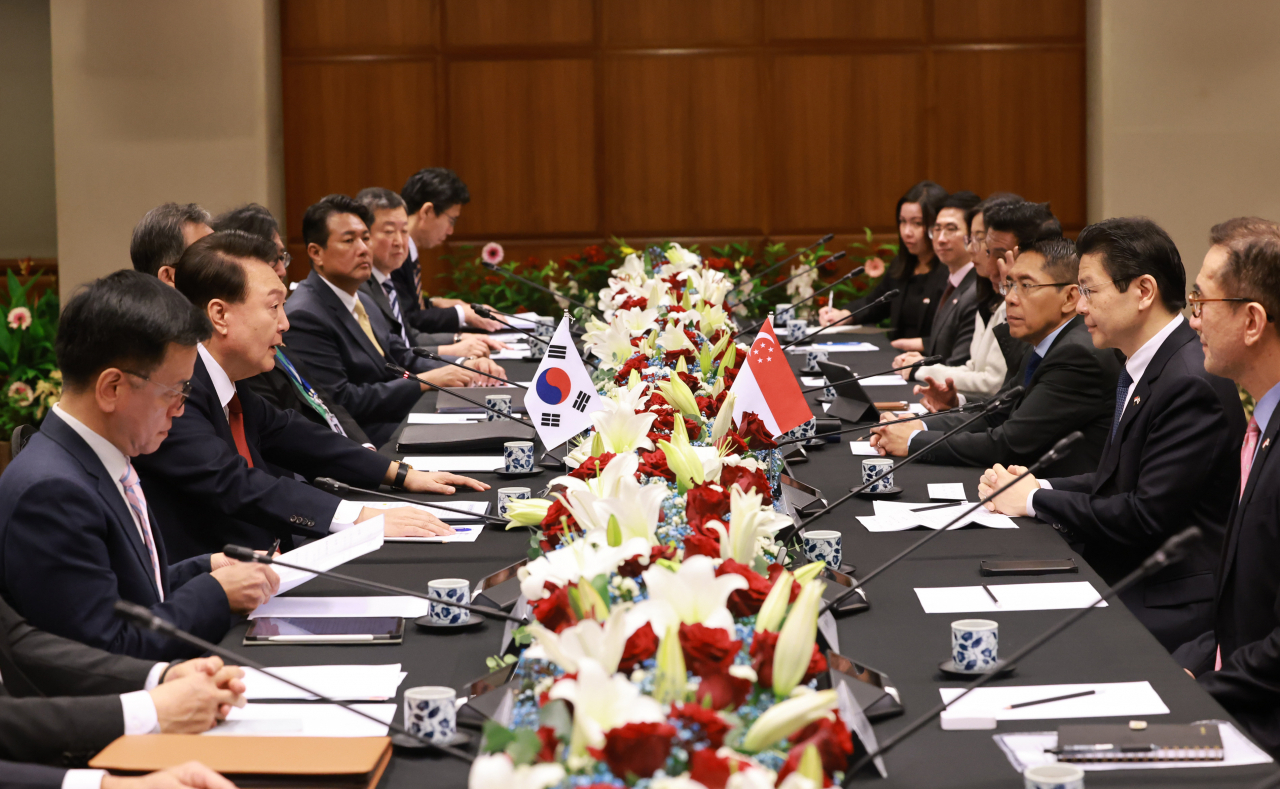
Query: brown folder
90 735 392 789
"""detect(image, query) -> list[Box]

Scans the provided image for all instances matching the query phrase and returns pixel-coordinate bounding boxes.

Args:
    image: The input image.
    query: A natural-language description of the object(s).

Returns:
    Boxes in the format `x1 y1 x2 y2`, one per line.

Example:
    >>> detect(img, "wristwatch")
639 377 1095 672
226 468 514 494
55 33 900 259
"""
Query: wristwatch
391 461 410 490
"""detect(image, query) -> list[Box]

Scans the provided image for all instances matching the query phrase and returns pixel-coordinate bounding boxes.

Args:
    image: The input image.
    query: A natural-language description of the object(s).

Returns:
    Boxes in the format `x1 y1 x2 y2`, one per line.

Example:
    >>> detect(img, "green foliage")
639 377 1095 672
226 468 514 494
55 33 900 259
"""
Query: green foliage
0 269 61 436
826 228 899 310
485 653 519 673
480 720 545 766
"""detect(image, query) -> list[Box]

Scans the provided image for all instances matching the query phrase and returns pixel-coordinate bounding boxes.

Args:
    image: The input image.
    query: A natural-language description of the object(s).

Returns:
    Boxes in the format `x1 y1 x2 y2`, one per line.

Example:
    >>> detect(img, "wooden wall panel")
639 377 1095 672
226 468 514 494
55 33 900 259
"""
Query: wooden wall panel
443 0 593 46
772 54 925 233
449 59 597 236
765 0 925 41
603 0 759 47
603 56 761 234
281 0 437 52
932 0 1084 41
932 48 1086 229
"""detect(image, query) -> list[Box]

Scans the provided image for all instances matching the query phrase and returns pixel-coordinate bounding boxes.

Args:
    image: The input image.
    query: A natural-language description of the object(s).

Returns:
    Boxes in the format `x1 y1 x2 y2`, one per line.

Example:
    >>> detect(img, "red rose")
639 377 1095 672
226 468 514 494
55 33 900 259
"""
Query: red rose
589 721 677 779
682 416 703 441
750 629 779 688
618 621 659 673
539 498 578 550
614 354 650 386
617 295 649 311
715 430 750 455
644 390 669 409
618 544 675 578
685 484 731 533
716 559 772 618
637 449 676 482
671 703 731 749
567 452 616 480
688 748 731 789
735 412 778 450
720 464 772 504
719 364 740 388
663 349 696 366
677 371 702 392
706 257 734 272
679 623 742 678
535 726 560 762
696 395 718 418
683 531 721 559
665 303 688 314
694 670 753 710
650 407 676 435
531 586 578 633
776 715 855 784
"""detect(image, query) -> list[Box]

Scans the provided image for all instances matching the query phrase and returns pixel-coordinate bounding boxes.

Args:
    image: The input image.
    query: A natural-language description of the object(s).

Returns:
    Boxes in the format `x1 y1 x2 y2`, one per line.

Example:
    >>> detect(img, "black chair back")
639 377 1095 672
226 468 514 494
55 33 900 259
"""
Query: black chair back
10 424 35 459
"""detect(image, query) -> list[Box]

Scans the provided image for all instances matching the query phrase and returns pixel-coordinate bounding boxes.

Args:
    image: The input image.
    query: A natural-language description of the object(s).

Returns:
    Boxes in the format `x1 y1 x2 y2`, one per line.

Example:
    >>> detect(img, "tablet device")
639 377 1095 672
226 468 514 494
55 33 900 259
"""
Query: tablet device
244 616 405 645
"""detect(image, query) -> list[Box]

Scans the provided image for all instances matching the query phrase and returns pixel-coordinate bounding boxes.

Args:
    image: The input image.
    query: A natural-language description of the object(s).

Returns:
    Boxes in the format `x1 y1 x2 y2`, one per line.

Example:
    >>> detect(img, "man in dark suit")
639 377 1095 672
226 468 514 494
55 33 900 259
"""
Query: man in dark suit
135 230 492 560
395 168 503 335
871 237 1121 477
129 203 212 285
980 218 1245 651
283 195 504 444
0 272 277 659
1172 218 1280 756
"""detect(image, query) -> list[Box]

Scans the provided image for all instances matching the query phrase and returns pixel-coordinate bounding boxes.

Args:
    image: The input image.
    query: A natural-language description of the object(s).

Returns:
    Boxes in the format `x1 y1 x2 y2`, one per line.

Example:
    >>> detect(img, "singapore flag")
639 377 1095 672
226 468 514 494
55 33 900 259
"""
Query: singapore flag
729 318 813 437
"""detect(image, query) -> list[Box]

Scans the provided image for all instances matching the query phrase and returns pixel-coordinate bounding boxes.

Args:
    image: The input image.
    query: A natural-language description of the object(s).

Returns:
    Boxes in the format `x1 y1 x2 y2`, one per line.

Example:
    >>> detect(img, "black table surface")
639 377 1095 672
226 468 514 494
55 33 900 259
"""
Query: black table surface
217 336 1273 788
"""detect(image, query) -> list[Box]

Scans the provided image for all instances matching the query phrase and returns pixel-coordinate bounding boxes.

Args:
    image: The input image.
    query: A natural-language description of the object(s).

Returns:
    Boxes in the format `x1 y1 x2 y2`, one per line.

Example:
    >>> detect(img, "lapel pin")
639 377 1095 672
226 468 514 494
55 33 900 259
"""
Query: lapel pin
1264 438 1271 452
1133 395 1141 405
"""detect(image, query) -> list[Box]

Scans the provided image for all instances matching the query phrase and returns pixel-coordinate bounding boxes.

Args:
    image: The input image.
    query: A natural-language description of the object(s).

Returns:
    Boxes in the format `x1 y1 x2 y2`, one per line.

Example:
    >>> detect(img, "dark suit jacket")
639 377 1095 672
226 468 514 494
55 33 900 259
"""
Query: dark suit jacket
0 411 229 660
242 353 371 445
283 272 437 445
4 762 73 789
133 355 391 561
910 315 1121 477
919 268 979 369
392 252 464 334
1173 396 1280 756
844 263 949 341
0 595 154 765
1034 320 1245 651
358 278 442 354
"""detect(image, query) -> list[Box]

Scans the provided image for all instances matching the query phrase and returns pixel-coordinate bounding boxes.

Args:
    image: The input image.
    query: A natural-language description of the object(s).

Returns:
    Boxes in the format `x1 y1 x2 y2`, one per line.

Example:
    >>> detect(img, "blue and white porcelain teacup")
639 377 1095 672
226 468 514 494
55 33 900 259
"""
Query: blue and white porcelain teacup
404 685 458 743
497 486 530 519
535 317 556 339
861 457 894 493
804 348 829 373
486 393 512 421
822 383 838 400
1023 764 1084 789
802 529 842 569
787 319 809 342
428 578 470 625
951 619 999 671
504 440 535 473
775 304 794 325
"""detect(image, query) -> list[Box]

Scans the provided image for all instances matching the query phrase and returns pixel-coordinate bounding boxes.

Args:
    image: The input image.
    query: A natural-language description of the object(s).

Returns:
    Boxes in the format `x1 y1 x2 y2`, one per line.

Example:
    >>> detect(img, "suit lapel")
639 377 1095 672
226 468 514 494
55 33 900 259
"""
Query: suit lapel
1218 411 1280 599
306 273 387 370
360 280 396 325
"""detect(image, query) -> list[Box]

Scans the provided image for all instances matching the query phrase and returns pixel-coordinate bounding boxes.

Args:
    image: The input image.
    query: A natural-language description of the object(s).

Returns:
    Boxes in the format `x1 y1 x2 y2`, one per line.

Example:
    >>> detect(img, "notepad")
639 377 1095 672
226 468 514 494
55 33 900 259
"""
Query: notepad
863 501 1017 531
849 441 879 456
914 581 1107 613
491 349 531 360
801 376 826 387
406 413 486 424
386 521 485 543
940 682 1168 722
243 665 407 701
274 518 384 594
249 596 433 620
402 455 505 472
207 703 396 737
787 342 879 353
994 721 1272 773
856 375 910 386
928 483 967 500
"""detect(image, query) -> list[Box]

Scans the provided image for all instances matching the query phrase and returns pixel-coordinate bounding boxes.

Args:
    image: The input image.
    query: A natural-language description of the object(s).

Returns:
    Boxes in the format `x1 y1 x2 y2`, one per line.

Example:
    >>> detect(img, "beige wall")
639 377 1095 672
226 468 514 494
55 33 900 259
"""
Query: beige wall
50 0 283 302
0 0 57 258
1088 0 1280 285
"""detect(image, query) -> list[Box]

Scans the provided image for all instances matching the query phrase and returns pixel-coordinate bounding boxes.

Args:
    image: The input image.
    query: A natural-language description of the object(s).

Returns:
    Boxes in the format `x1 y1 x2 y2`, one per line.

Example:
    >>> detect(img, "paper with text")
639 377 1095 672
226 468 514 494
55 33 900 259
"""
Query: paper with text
274 518 384 594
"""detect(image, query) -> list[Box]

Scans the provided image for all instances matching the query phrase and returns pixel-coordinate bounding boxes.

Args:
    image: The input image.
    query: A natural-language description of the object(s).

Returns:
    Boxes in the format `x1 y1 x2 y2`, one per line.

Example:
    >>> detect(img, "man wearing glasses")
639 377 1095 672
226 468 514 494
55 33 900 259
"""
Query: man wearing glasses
871 236 1120 477
0 271 278 660
979 218 1245 651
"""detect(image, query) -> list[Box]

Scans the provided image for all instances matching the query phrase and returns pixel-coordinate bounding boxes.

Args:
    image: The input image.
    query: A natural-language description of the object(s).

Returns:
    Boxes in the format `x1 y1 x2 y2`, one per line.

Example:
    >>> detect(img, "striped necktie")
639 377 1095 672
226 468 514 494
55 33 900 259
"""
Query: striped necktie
382 279 410 346
120 461 164 600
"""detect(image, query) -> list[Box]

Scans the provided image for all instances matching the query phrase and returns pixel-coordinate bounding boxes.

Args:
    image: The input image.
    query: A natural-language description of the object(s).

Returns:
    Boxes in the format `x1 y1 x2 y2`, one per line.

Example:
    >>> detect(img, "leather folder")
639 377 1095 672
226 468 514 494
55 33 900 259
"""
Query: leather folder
436 386 526 414
397 420 535 452
90 735 392 789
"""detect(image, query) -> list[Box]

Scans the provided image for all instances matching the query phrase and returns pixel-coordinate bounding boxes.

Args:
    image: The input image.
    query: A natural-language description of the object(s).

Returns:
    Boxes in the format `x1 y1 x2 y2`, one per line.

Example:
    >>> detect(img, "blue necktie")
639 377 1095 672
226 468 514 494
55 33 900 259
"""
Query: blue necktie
1111 368 1134 441
382 280 410 346
1023 351 1043 387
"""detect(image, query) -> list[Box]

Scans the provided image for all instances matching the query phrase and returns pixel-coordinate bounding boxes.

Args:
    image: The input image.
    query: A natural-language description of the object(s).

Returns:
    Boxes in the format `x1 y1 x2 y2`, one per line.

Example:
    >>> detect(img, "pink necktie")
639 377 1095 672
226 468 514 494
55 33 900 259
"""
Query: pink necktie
1218 417 1264 671
120 462 165 601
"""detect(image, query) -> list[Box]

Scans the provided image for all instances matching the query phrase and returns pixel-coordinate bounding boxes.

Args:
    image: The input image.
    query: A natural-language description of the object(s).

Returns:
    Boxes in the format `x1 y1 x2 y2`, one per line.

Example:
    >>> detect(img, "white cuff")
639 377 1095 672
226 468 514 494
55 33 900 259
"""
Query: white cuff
957 393 968 406
908 429 923 447
120 689 160 735
144 662 167 690
330 499 365 532
454 304 467 326
1026 480 1053 519
62 769 107 789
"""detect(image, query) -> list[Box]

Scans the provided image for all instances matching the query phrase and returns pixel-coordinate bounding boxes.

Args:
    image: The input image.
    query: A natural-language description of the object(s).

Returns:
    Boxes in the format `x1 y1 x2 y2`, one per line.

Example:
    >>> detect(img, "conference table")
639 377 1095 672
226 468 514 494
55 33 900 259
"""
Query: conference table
217 333 1274 788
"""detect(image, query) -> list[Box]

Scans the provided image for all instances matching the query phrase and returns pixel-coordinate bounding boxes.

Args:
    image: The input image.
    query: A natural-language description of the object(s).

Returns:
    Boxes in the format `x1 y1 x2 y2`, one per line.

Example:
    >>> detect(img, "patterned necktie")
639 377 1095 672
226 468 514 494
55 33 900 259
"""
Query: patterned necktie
1240 416 1261 499
120 462 164 600
1111 368 1134 441
412 257 425 310
275 349 346 436
227 393 255 468
352 299 385 357
1023 351 1043 387
382 280 410 346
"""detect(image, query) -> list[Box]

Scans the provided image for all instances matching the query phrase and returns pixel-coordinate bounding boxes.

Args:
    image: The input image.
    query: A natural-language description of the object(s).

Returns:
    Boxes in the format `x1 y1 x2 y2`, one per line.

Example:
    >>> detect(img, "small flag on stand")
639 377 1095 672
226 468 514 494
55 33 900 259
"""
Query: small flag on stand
729 316 812 436
524 315 603 448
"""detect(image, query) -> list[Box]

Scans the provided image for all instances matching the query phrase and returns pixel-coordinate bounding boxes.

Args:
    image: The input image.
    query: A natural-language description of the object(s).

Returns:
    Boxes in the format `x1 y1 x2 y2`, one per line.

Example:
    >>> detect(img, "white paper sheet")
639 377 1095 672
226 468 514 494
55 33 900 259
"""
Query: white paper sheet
874 501 1017 530
908 403 929 415
856 375 910 386
249 595 432 620
491 349 531 360
915 581 1108 614
786 341 878 353
406 413 486 424
928 483 967 500
801 377 826 387
243 665 407 701
402 455 505 472
386 522 485 543
993 721 1272 772
354 499 490 522
274 518 384 594
940 682 1168 721
489 332 527 343
849 441 880 456
206 703 395 737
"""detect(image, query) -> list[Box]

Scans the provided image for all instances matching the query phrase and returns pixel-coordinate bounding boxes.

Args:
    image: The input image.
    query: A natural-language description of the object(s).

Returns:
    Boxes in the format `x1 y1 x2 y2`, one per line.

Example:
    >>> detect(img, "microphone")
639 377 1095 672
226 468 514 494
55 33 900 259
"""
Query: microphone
796 356 943 394
819 431 1083 615
385 361 537 428
112 600 474 762
220 545 527 625
313 477 509 526
484 305 585 337
729 251 847 309
412 349 528 389
481 262 603 319
841 525 1204 782
779 289 900 350
731 269 861 340
772 400 972 448
471 306 598 370
735 233 835 291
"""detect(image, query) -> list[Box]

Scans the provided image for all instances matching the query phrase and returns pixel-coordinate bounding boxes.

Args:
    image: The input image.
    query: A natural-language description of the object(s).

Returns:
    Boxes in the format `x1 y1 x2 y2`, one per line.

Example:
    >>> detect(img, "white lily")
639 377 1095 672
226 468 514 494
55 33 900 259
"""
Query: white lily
616 252 647 284
636 554 747 633
608 377 650 411
740 689 838 752
772 577 826 696
654 621 688 704
503 497 551 527
517 531 648 601
785 261 819 301
526 603 631 674
591 396 657 454
707 486 792 565
726 766 779 789
657 375 701 419
555 455 668 545
658 321 694 353
583 321 638 370
641 276 672 308
616 306 660 336
549 657 666 755
664 243 702 271
754 567 793 633
711 391 737 447
468 754 565 789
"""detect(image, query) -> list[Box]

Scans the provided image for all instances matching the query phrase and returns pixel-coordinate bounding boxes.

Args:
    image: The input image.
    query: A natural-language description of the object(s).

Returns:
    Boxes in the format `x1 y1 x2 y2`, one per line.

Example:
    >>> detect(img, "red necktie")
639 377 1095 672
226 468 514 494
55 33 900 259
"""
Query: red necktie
227 393 255 468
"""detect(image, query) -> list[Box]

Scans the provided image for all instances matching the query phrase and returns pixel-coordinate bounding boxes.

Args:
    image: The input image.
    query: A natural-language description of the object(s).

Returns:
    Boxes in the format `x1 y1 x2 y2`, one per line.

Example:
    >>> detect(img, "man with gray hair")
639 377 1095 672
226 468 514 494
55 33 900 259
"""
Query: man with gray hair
130 203 213 284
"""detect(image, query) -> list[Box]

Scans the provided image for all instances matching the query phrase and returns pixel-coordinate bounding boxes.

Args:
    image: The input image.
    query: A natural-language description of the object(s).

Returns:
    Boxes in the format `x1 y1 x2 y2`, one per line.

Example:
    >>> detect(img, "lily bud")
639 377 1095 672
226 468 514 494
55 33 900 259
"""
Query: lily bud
798 744 824 786
741 689 837 752
711 391 737 447
503 498 552 527
755 568 793 633
792 560 826 586
654 622 688 704
772 578 826 696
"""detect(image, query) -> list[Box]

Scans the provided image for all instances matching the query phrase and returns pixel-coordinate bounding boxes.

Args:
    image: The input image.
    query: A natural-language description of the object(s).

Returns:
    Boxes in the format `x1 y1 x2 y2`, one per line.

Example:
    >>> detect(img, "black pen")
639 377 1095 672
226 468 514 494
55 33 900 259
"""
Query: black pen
269 538 281 556
982 584 1000 605
1005 689 1096 710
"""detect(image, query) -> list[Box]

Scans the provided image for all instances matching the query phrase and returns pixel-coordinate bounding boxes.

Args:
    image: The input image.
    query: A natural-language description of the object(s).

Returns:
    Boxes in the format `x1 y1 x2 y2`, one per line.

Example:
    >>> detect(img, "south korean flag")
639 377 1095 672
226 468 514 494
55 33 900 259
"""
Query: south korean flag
524 316 603 449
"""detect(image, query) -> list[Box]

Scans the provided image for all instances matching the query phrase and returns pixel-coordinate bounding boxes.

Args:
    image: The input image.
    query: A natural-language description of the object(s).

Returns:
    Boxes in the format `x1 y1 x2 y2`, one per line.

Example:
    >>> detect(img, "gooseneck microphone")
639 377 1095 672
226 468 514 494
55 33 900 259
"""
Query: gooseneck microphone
220 545 527 625
480 262 604 319
470 305 543 345
483 305 585 337
732 269 862 340
773 399 967 448
112 600 474 762
819 431 1083 615
796 356 943 394
313 477 508 526
412 349 528 389
779 289 900 351
730 252 847 310
735 233 835 291
385 361 537 428
841 525 1204 783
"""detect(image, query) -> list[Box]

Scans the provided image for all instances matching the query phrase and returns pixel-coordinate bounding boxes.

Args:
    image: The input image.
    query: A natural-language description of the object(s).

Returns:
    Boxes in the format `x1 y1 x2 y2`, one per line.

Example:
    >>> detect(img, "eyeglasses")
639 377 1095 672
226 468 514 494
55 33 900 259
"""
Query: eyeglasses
999 279 1073 297
278 250 292 267
1187 291 1258 319
1078 278 1126 303
120 370 193 406
965 234 986 251
929 224 965 239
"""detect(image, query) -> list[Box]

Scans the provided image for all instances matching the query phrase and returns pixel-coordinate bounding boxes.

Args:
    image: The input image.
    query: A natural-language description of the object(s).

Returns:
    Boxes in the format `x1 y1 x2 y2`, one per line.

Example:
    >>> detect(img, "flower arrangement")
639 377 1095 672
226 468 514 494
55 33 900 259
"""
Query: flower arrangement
0 269 60 438
476 244 860 789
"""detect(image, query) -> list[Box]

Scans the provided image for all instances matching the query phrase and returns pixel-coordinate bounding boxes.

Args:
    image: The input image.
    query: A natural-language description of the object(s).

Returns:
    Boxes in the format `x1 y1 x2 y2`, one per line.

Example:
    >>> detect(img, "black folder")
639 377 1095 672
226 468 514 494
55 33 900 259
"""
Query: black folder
397 420 535 452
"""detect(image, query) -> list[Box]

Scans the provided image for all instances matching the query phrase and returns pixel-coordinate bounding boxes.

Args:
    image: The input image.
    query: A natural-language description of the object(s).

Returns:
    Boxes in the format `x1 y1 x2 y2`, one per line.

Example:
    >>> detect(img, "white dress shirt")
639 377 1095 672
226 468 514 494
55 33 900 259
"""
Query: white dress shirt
406 237 466 327
196 345 363 530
